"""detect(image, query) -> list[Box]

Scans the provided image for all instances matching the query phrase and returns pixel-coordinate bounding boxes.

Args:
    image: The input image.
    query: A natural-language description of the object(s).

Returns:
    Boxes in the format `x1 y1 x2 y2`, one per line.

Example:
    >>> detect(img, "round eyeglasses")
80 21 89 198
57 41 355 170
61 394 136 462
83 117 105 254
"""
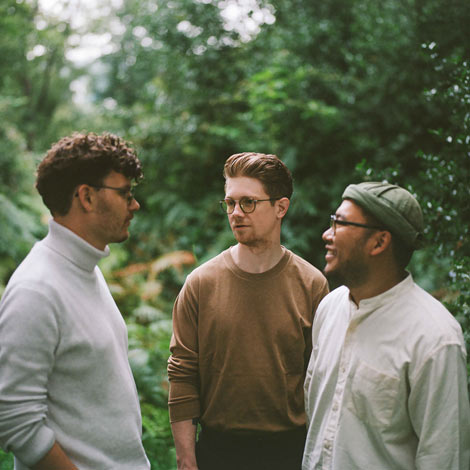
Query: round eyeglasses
220 197 280 214
329 214 383 234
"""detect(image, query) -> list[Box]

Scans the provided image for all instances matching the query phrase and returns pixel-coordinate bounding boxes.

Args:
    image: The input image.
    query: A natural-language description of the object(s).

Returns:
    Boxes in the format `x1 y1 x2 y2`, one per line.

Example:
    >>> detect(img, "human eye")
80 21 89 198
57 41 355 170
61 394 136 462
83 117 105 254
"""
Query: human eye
119 187 133 203
225 198 236 208
240 197 255 211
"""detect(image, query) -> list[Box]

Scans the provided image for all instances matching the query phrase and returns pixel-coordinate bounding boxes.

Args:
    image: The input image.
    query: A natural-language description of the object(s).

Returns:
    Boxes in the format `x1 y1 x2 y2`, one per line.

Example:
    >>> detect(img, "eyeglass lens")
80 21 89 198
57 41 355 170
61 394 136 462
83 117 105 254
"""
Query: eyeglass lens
221 198 256 214
330 216 336 233
121 189 134 204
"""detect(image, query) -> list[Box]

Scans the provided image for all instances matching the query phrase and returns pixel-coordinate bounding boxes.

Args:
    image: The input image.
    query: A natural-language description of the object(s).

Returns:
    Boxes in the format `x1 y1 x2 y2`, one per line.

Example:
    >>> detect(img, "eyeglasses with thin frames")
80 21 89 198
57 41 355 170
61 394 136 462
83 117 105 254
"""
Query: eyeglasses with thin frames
329 214 383 234
89 184 136 205
220 197 280 214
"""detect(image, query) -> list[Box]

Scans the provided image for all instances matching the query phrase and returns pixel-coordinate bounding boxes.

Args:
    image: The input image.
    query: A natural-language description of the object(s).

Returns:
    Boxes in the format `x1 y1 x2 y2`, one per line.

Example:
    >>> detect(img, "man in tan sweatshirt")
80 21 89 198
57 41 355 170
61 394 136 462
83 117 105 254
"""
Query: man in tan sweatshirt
168 152 328 470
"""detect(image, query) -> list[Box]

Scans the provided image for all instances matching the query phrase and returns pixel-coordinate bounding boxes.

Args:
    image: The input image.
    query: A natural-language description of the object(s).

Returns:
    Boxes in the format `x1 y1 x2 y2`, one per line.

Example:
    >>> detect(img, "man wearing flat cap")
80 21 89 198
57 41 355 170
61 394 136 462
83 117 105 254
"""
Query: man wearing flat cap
302 182 470 470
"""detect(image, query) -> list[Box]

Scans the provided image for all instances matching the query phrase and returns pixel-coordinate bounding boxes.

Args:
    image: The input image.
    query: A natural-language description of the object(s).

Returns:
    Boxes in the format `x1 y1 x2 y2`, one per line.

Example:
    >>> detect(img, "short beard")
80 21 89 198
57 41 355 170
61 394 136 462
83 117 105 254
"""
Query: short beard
324 258 370 290
234 232 271 250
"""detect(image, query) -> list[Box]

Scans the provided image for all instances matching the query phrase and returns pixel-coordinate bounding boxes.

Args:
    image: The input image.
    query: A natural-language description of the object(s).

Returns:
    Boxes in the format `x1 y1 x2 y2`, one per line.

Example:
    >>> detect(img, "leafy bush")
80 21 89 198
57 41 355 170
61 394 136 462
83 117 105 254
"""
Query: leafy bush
0 449 13 470
356 52 470 387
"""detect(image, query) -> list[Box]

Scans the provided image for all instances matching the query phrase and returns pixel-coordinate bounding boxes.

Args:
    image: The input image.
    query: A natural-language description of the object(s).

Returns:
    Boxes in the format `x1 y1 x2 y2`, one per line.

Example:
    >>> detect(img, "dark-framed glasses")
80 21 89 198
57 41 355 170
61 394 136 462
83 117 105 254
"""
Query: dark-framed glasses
330 214 383 234
220 197 279 214
90 184 136 205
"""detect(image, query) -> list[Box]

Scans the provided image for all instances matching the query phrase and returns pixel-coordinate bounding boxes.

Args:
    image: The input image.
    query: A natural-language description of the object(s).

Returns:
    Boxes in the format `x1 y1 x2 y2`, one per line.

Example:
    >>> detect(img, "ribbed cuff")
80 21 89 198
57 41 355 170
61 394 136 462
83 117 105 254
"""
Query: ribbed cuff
14 424 55 466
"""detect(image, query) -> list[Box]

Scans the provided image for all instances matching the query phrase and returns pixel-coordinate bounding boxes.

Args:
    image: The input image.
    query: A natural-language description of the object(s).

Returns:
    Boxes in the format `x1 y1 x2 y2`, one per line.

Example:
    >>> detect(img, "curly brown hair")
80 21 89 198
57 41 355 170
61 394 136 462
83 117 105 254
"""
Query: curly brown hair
36 132 143 215
223 152 293 200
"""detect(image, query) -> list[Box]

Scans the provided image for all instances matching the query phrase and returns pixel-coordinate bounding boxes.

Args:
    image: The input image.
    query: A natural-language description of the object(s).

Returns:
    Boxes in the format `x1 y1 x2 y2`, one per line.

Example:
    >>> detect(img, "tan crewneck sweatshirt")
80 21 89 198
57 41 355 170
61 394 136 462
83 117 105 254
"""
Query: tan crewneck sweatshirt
168 247 328 432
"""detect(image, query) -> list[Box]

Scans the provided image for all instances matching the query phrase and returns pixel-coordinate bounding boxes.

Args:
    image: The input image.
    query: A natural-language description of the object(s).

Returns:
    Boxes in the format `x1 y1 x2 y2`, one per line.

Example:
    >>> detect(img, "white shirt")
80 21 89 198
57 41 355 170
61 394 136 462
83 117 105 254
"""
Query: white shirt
0 220 150 470
303 274 470 470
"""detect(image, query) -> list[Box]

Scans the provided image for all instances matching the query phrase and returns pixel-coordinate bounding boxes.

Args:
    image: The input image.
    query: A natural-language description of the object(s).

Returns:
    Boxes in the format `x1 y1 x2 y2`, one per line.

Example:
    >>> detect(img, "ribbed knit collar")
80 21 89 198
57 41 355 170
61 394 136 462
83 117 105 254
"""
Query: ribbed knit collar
43 219 110 272
223 246 291 281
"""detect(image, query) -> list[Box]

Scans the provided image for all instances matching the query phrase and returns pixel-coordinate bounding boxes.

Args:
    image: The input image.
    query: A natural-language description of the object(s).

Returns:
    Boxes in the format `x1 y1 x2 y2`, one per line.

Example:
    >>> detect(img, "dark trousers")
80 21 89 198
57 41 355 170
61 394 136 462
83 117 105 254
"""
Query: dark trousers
196 426 306 470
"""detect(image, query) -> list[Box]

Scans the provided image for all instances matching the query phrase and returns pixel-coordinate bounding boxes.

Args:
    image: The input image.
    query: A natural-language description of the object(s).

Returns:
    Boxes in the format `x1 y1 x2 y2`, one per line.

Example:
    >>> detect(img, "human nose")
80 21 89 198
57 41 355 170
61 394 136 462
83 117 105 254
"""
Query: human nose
322 226 333 242
130 197 140 211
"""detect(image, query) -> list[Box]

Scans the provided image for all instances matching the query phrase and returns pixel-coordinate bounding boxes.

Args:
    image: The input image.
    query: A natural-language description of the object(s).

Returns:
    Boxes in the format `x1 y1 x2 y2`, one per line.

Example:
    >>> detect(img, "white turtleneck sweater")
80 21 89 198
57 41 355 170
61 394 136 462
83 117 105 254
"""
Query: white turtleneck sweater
0 220 150 470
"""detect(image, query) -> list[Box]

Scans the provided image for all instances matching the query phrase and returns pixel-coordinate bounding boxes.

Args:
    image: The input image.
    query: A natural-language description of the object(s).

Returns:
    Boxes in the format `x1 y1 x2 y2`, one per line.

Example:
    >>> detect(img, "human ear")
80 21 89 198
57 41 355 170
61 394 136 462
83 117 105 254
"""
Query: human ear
75 184 94 212
276 197 290 219
370 230 392 256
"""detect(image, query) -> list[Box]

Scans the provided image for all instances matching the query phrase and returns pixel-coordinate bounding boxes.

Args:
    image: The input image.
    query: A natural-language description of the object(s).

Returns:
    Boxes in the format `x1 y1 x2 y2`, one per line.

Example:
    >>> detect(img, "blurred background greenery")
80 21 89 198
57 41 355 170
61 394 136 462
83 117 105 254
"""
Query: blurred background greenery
1 0 469 468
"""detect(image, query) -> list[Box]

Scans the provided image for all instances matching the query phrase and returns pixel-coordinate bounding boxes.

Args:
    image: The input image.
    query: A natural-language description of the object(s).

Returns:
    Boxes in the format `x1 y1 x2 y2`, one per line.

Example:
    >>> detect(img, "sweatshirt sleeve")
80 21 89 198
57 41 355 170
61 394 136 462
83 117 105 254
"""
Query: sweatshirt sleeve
167 275 201 423
314 277 330 314
0 283 57 466
304 276 329 370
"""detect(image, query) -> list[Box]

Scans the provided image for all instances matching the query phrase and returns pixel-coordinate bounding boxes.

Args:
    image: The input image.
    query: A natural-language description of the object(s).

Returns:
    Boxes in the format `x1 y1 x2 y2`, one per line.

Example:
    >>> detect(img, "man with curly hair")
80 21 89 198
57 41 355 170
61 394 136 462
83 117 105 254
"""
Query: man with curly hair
0 133 150 470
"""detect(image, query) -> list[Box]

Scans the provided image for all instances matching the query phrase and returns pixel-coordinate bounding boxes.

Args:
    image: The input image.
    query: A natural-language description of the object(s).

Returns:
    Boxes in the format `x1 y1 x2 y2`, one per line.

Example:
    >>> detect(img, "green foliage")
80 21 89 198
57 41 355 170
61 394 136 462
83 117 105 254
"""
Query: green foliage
0 449 13 470
140 404 176 469
418 55 470 384
0 141 46 286
0 0 77 151
355 52 470 385
0 0 77 283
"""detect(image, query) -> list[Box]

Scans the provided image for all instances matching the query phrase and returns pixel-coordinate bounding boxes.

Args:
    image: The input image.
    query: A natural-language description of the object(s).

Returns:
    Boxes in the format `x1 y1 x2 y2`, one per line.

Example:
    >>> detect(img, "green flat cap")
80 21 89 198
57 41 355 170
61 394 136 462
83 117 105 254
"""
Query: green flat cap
342 182 424 249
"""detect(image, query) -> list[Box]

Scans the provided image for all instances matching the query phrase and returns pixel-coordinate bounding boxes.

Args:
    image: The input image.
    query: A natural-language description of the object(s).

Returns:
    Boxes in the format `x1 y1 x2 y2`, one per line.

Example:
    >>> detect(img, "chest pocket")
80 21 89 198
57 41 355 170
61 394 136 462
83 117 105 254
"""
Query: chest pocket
345 360 400 429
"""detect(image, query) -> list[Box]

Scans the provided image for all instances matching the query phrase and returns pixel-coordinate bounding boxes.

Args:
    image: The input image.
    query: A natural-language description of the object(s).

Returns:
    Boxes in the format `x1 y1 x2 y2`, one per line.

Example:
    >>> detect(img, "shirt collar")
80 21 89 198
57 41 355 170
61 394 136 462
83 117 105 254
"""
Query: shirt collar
43 219 110 272
349 273 414 316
